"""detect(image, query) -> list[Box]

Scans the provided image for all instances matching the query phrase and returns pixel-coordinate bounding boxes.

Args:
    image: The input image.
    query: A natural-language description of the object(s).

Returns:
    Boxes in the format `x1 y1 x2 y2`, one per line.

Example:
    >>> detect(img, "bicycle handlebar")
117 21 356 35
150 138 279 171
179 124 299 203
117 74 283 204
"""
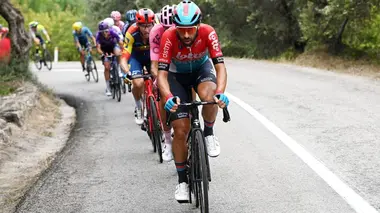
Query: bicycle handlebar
166 100 231 126
126 73 152 80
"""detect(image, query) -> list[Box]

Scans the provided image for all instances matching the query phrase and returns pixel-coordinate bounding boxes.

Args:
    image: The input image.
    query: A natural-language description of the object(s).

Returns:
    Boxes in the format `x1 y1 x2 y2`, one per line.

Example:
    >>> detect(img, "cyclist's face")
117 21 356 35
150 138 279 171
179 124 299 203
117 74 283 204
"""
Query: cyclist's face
31 27 37 32
102 30 110 38
176 25 198 46
137 23 154 39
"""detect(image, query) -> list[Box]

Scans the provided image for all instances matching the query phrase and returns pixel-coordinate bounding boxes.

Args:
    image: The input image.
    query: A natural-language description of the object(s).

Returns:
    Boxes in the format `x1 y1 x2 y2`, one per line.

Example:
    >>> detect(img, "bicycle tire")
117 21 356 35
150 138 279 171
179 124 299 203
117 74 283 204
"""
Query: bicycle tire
194 130 209 213
145 97 156 152
44 49 53 71
121 77 126 93
150 96 163 163
115 65 121 102
85 64 91 82
91 58 99 82
33 52 42 70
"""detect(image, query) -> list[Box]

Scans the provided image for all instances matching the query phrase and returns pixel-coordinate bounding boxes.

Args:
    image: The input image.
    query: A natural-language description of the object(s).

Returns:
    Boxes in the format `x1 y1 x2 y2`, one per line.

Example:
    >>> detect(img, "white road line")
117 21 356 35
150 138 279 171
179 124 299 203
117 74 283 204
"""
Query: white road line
225 92 379 213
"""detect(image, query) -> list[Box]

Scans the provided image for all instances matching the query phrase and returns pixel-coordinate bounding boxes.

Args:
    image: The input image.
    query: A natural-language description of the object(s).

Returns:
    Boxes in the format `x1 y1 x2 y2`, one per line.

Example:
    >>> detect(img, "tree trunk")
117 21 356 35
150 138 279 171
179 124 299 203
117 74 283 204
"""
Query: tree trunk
0 0 31 57
330 17 349 54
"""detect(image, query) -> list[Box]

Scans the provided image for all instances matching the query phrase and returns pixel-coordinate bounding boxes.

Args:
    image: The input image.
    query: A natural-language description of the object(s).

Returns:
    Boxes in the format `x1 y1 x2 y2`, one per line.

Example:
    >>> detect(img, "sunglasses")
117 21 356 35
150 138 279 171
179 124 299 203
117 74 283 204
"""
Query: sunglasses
176 26 198 36
137 23 154 29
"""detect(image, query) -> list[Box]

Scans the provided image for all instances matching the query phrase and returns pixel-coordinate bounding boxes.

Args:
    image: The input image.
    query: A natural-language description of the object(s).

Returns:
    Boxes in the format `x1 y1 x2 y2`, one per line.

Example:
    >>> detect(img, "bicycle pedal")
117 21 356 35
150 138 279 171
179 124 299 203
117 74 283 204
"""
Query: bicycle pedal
176 200 189 204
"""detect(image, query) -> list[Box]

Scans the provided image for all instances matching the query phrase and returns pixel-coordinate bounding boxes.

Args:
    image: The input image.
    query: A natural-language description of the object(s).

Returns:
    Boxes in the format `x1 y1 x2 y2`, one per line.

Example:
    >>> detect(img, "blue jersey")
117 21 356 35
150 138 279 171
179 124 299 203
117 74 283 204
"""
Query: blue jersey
73 27 93 45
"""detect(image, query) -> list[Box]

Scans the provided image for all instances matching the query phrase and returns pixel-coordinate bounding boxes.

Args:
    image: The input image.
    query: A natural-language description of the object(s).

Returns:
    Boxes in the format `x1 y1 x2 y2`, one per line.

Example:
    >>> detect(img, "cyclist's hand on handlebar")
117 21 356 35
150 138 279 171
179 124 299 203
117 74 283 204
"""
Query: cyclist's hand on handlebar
165 95 180 113
214 92 229 109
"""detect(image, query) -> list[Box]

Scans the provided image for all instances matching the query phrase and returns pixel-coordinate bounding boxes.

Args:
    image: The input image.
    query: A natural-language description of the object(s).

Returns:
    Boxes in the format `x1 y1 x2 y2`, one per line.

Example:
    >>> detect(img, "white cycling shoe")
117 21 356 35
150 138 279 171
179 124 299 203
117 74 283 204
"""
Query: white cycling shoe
205 135 220 157
175 182 189 203
134 108 144 125
162 143 173 162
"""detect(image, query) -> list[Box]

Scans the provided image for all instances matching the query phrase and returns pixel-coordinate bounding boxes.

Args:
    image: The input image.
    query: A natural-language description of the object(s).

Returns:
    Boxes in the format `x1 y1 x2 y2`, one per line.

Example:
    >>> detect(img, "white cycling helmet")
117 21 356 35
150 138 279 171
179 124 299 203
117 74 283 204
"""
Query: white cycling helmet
104 17 114 27
160 5 176 27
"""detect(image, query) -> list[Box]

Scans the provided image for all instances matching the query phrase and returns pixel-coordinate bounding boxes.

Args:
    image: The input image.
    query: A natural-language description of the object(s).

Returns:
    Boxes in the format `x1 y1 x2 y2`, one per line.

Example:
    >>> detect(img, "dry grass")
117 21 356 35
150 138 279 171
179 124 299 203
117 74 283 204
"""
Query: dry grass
273 47 380 78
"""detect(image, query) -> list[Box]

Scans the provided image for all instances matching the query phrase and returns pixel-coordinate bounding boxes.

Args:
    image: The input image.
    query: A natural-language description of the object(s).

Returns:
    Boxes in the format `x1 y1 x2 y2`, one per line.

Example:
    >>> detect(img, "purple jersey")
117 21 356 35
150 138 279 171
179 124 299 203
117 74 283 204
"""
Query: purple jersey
96 28 121 48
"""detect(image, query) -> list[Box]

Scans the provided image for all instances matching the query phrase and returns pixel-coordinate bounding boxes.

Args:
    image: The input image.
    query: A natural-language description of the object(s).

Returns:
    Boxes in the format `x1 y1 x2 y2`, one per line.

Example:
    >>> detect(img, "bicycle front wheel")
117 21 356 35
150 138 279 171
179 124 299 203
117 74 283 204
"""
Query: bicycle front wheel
90 58 99 83
150 96 163 163
44 49 53 71
194 130 209 213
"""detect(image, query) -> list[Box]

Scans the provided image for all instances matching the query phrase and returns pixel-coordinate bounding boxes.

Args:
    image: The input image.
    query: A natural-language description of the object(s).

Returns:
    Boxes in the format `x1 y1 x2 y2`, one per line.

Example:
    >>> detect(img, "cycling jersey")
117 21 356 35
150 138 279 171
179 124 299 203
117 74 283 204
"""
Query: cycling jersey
72 26 93 46
30 24 48 39
96 28 122 54
149 23 165 61
111 25 124 40
122 23 151 75
158 24 224 74
122 24 150 60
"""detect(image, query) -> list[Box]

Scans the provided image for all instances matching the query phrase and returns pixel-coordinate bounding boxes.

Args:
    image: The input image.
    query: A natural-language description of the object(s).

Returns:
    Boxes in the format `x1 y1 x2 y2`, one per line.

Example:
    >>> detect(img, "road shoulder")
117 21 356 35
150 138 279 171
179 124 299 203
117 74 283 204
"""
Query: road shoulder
0 82 76 213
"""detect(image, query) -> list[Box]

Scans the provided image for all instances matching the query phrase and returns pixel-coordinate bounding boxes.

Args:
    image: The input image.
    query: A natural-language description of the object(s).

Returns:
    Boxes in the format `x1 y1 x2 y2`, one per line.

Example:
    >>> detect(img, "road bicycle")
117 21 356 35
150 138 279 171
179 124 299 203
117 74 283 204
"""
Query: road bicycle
105 55 122 102
125 72 163 163
166 88 231 213
33 42 52 71
83 46 99 83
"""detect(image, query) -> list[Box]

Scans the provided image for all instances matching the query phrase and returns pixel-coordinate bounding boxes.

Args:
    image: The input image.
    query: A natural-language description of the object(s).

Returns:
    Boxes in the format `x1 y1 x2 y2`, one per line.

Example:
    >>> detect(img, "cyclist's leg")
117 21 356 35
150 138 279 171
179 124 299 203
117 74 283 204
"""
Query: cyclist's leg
102 47 112 95
194 59 219 157
167 71 192 202
35 35 44 56
79 42 86 71
129 57 145 125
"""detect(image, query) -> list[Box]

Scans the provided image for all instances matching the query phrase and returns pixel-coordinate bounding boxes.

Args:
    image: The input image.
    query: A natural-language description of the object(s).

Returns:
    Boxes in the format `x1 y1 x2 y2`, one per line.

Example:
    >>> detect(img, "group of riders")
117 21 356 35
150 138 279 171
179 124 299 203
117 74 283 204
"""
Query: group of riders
29 0 230 204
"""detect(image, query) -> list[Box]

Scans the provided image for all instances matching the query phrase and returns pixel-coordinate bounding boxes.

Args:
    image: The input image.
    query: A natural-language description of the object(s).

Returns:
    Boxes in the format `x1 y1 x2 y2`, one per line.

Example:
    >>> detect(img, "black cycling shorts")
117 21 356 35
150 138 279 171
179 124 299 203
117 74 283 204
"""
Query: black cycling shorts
167 59 216 121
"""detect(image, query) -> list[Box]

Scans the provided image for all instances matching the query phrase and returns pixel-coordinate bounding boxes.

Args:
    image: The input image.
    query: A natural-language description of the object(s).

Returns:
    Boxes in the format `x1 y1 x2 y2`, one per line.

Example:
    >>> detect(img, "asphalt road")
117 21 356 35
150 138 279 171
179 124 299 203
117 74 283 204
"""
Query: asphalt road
15 59 380 213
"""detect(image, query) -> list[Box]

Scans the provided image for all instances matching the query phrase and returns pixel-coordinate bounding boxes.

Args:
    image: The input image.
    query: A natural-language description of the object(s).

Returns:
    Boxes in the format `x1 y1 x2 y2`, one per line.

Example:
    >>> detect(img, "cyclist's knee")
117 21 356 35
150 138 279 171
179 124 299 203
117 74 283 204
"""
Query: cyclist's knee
132 78 144 88
197 83 216 102
172 120 190 141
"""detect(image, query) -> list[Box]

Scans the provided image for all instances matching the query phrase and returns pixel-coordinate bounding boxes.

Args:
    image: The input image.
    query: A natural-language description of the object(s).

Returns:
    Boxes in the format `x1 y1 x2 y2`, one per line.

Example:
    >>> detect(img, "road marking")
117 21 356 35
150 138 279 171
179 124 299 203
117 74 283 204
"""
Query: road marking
225 92 378 213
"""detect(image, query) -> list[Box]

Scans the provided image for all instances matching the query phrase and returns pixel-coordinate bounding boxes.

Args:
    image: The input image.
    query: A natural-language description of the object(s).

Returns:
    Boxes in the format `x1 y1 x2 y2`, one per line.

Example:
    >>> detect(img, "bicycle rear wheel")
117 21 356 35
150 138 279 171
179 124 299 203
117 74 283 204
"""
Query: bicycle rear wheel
194 130 209 213
114 64 121 102
150 96 163 163
33 52 42 70
44 49 53 71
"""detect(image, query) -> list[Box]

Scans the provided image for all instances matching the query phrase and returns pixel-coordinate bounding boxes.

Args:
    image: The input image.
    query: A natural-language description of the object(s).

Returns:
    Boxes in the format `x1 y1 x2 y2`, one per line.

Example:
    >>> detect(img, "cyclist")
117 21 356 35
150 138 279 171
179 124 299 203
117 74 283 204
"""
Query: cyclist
29 21 51 58
0 27 11 64
154 12 161 24
96 21 124 96
120 8 155 125
72 22 96 73
0 26 8 39
110 11 125 31
157 0 229 202
149 4 176 162
122 9 137 36
104 17 124 40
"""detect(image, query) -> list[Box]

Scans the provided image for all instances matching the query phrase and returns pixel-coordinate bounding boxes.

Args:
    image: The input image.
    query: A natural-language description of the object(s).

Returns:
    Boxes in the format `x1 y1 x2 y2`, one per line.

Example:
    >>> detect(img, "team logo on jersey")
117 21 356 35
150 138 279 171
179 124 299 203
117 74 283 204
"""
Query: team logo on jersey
175 50 207 60
163 38 172 58
153 34 160 45
208 31 220 51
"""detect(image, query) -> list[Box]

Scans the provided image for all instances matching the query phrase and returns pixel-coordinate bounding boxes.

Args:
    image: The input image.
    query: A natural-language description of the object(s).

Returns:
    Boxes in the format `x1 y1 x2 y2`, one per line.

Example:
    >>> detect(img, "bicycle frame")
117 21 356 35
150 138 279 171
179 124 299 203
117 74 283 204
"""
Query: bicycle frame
128 73 163 133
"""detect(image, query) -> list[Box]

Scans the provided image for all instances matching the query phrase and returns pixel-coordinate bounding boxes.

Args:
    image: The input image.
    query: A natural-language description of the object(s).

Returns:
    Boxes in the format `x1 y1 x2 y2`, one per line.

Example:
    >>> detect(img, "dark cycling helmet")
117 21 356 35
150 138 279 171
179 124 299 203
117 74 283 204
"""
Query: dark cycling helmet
125 9 137 23
98 21 109 31
135 8 155 24
173 0 202 26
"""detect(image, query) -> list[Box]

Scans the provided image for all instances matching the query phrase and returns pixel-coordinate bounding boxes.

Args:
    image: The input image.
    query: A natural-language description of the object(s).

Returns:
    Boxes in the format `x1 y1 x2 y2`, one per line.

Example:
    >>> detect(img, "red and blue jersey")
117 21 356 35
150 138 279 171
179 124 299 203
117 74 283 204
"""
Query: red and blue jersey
158 24 224 73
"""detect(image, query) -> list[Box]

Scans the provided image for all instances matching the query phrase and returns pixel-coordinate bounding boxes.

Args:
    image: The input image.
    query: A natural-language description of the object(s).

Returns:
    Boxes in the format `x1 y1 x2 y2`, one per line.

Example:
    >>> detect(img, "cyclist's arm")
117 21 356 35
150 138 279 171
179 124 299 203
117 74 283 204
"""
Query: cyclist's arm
39 26 51 42
72 31 81 48
157 31 173 100
206 26 227 93
120 29 135 74
95 33 103 55
149 25 162 78
85 27 97 46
